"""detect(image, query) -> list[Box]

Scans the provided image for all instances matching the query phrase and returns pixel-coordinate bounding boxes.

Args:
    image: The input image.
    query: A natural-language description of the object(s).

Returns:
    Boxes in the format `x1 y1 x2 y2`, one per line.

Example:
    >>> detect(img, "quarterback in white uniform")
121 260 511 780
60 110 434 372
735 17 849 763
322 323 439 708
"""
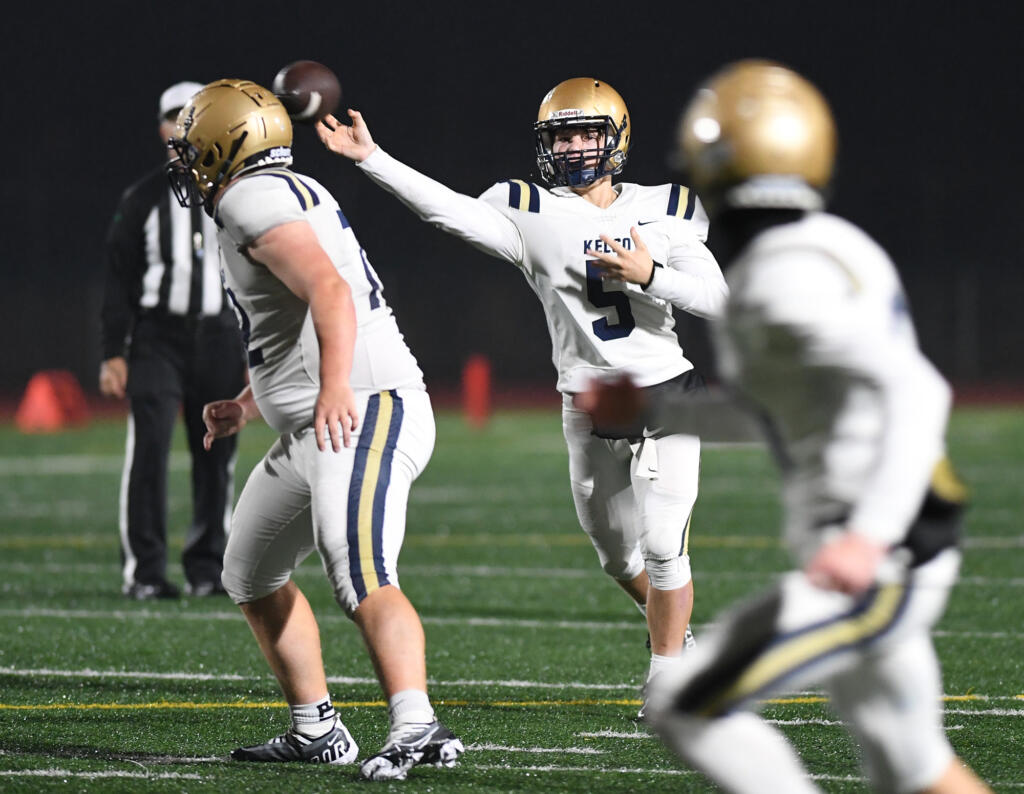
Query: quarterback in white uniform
586 62 991 793
317 78 727 690
166 79 463 780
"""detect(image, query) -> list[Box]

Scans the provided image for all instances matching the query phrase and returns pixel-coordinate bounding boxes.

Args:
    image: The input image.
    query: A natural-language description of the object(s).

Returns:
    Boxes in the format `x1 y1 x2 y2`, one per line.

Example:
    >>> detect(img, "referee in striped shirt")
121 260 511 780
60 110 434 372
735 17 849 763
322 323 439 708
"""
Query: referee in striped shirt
99 82 246 600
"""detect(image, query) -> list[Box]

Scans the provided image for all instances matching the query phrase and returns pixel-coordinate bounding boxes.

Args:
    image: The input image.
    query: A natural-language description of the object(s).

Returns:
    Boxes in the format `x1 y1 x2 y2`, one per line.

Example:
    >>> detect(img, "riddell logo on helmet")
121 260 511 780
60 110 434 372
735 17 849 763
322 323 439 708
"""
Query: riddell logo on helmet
551 109 585 119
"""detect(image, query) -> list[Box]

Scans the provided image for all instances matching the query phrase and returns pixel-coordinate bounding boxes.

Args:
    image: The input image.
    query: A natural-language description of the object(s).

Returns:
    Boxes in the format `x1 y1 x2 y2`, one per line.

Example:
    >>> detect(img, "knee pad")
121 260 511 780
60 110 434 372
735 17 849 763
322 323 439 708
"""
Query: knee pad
645 553 692 590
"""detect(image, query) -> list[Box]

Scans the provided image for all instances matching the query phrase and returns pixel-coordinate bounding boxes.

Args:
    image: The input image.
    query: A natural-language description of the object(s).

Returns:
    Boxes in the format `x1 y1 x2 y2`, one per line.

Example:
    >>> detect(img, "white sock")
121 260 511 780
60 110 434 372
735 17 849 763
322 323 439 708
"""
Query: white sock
290 696 337 739
662 711 819 793
648 652 683 681
388 689 434 730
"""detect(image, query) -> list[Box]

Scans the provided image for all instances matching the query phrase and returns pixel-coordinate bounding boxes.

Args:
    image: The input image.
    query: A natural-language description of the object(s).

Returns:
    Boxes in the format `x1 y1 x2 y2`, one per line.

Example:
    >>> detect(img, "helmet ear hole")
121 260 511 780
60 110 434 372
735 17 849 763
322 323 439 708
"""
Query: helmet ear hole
202 150 216 168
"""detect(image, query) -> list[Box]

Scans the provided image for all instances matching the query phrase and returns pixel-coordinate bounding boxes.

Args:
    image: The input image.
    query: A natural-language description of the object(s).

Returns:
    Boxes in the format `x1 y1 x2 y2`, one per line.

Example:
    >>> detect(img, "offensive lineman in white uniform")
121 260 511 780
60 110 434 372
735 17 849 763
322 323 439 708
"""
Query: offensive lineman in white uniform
166 79 463 781
583 61 991 792
317 79 727 697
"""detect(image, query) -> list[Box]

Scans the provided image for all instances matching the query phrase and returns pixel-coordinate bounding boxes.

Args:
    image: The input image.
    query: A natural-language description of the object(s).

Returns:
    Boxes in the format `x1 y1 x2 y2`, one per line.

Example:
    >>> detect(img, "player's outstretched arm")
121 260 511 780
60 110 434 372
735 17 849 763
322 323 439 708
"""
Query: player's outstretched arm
247 221 360 451
317 109 523 264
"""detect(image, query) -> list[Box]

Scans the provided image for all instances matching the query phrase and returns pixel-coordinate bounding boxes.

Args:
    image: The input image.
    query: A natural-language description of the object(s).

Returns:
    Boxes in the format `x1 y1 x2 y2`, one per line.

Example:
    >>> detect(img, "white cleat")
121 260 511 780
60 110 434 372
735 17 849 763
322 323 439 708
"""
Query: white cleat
359 720 464 781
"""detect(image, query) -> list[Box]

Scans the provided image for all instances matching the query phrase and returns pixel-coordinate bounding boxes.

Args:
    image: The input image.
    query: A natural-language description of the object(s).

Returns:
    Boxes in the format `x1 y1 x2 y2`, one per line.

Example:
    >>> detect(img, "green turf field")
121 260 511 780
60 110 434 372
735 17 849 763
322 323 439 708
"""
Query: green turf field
0 407 1021 791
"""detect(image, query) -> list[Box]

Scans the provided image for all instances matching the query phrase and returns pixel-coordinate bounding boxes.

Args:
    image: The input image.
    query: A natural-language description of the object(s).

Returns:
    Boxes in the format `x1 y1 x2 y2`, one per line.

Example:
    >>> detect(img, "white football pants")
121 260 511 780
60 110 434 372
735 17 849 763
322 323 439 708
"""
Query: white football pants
562 394 700 590
652 548 960 793
222 388 434 616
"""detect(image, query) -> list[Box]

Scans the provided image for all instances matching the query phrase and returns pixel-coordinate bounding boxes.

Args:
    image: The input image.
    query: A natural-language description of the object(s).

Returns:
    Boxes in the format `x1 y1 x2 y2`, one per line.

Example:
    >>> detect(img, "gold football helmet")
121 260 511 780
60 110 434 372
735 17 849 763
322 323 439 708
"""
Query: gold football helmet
534 78 631 187
677 60 836 211
166 79 293 213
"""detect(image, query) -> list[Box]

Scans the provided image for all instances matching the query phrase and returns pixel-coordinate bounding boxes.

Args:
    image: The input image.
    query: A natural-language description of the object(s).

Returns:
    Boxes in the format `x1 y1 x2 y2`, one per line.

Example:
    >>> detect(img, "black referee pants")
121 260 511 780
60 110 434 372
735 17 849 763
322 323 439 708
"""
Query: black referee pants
121 310 246 588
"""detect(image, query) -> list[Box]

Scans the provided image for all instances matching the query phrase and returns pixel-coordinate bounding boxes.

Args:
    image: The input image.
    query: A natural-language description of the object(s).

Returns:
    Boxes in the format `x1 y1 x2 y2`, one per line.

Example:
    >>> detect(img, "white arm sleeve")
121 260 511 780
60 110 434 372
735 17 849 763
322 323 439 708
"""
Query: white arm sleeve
644 233 729 318
756 251 951 547
841 334 952 546
356 147 523 264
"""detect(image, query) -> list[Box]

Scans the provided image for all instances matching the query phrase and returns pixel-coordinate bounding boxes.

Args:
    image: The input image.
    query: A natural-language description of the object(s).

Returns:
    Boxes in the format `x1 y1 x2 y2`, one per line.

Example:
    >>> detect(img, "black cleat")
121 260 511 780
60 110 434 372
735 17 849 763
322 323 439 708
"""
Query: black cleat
360 720 464 781
230 719 358 764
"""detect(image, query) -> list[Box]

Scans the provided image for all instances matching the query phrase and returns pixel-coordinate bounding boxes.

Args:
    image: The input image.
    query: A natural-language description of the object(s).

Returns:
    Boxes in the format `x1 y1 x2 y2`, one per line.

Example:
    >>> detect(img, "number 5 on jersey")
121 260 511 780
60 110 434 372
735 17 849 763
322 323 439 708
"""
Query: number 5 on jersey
586 260 636 340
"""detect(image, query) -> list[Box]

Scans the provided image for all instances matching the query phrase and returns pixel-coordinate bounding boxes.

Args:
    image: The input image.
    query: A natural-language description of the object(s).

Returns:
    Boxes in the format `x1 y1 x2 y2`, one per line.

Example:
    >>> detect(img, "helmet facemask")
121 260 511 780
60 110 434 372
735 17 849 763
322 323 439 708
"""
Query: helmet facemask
535 114 628 187
166 137 208 210
166 132 251 213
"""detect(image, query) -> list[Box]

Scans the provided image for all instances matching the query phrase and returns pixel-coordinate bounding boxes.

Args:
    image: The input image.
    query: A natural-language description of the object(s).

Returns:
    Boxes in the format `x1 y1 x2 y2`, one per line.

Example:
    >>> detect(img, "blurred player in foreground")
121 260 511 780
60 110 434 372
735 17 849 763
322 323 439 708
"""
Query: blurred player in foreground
583 60 991 792
166 79 462 780
317 79 726 703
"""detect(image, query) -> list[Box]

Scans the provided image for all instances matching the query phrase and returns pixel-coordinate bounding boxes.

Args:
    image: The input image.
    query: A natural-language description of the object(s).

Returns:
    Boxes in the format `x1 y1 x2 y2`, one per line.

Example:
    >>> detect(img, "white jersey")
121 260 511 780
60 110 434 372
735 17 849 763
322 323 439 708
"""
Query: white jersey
358 148 727 393
215 167 424 434
714 212 952 561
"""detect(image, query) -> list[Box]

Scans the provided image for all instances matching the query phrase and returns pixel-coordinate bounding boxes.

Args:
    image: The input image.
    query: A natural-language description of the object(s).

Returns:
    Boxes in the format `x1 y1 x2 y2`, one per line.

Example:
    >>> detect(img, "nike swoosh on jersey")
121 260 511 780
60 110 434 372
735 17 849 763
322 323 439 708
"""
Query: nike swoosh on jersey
637 220 660 226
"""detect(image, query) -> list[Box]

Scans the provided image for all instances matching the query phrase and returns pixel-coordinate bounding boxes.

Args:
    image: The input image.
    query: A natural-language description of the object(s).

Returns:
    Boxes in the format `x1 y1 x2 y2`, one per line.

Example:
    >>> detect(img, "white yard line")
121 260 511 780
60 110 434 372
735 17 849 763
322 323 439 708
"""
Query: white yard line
2 561 1022 591
2 561 1022 589
575 721 970 739
0 606 645 631
0 454 189 476
0 667 254 682
0 666 635 691
1 760 1014 788
467 743 604 754
423 677 634 691
462 765 873 783
1 607 1020 640
1 666 1022 707
472 763 696 777
0 769 201 780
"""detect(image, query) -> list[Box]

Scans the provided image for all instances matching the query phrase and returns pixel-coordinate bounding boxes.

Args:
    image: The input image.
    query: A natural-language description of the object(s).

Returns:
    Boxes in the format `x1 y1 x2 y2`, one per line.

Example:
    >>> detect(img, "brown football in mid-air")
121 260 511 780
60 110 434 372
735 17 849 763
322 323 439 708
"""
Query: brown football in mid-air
272 60 341 124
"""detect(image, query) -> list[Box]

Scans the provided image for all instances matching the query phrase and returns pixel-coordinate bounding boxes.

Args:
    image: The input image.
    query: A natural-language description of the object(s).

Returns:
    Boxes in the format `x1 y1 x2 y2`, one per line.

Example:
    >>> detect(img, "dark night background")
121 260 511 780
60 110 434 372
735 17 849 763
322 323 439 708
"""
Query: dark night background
2 1 1021 406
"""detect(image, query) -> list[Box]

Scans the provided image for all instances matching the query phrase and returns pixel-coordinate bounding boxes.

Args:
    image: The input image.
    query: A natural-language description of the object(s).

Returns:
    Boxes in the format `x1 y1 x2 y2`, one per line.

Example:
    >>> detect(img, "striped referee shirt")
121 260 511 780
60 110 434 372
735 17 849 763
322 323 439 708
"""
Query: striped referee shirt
100 166 225 359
